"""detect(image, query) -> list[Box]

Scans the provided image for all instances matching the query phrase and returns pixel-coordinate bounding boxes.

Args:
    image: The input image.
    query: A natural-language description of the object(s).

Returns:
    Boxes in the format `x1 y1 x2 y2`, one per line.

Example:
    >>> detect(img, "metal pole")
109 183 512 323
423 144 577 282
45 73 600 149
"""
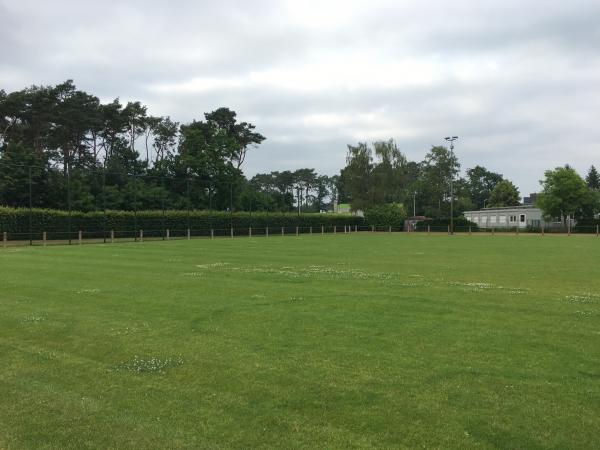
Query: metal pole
67 168 72 245
161 176 166 241
444 136 458 235
28 166 33 246
133 173 138 242
186 176 191 237
102 169 107 243
413 191 416 217
230 183 233 231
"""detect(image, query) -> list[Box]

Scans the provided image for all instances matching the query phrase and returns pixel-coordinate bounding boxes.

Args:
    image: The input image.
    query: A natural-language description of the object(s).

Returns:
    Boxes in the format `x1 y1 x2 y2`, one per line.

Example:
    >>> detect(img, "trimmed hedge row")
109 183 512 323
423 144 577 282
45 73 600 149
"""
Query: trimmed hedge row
0 207 366 235
415 217 478 231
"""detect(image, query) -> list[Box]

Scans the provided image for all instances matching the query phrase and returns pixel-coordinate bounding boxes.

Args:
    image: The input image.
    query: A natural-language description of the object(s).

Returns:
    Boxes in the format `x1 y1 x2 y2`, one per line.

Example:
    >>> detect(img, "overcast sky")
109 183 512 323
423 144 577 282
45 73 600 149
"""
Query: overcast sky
2 0 600 195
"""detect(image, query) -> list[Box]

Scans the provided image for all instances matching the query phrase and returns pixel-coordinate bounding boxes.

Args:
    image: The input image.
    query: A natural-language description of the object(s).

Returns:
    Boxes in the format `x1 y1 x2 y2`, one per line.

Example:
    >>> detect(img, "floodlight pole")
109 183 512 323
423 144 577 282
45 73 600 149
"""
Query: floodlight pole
444 136 459 235
296 186 301 216
413 191 416 217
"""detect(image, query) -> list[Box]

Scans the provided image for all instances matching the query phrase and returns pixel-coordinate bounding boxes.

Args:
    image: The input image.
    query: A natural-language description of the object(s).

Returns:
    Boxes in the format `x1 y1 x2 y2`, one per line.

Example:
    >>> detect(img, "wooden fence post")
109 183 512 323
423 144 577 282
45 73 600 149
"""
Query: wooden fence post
310 226 313 235
187 228 191 240
355 225 358 232
334 226 337 234
541 225 545 236
2 231 6 247
166 229 170 240
282 227 284 236
110 230 114 243
43 231 47 246
389 226 392 233
211 229 214 239
266 226 269 237
249 227 252 238
296 226 299 237
231 227 234 238
447 225 450 235
427 225 430 235
140 229 143 242
78 230 82 245
597 224 599 237
469 226 472 236
321 225 324 235
372 225 375 233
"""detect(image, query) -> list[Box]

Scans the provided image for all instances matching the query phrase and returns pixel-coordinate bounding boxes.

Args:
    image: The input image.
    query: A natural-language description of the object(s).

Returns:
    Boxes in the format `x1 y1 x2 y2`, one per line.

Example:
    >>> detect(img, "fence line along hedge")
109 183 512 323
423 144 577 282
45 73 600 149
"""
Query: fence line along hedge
414 217 478 231
0 207 366 234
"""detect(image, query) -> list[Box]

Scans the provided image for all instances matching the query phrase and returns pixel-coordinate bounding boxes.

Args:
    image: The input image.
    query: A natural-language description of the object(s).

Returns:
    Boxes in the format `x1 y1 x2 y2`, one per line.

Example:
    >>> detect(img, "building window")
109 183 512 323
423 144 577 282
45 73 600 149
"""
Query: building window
490 216 497 223
520 214 526 223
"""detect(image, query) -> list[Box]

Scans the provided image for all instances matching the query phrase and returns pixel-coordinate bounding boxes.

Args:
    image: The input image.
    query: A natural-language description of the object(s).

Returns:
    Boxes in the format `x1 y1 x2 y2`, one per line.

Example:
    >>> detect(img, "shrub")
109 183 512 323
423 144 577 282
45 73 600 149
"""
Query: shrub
364 204 406 227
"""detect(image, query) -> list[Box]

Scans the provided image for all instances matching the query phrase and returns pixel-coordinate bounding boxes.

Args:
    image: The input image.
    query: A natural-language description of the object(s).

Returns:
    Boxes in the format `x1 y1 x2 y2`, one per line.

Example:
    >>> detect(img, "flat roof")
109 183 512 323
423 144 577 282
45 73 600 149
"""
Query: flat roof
464 205 541 213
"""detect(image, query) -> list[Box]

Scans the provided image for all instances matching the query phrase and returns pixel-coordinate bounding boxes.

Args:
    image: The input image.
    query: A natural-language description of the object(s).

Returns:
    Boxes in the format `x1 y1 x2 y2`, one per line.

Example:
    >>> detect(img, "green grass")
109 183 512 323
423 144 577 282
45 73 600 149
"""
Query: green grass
1 234 599 449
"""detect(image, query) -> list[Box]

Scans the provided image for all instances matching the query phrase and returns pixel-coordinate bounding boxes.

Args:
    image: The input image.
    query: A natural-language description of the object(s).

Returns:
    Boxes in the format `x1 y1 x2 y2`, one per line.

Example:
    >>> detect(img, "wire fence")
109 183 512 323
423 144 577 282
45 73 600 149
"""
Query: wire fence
2 224 600 248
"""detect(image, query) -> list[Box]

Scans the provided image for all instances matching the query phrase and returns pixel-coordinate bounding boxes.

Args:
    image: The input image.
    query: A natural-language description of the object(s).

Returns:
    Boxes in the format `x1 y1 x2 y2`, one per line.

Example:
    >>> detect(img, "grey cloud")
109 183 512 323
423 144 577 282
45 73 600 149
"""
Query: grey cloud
1 0 600 195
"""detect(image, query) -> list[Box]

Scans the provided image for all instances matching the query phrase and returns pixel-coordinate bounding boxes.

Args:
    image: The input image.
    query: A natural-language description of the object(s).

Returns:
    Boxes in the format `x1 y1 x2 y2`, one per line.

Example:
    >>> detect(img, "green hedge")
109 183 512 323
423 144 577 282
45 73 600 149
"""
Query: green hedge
414 217 478 231
0 207 365 237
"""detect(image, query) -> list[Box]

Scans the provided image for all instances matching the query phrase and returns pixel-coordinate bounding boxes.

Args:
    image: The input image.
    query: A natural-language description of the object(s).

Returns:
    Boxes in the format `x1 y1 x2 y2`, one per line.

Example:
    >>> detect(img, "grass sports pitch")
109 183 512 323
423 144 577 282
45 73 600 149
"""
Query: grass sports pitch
1 233 599 449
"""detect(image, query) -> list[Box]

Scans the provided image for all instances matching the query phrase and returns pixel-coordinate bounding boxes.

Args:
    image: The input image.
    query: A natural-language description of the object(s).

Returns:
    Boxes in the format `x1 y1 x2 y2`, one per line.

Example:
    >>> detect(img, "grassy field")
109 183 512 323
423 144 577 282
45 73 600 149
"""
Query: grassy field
1 234 599 449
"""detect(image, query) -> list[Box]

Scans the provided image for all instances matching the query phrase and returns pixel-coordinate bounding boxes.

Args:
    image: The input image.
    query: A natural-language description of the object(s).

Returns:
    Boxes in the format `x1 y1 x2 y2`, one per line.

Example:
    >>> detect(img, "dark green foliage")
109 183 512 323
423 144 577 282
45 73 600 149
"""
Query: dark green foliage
363 203 406 227
466 165 503 209
488 180 520 207
0 206 365 236
538 166 600 221
586 165 600 190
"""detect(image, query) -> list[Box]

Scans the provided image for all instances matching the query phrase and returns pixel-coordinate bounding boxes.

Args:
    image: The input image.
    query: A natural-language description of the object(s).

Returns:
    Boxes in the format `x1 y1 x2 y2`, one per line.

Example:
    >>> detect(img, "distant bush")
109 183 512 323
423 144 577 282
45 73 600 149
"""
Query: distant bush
364 204 406 227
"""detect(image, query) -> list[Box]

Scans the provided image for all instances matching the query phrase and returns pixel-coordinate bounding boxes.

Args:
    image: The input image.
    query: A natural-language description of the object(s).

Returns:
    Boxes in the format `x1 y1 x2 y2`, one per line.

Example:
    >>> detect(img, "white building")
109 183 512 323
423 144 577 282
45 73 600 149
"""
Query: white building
463 205 546 229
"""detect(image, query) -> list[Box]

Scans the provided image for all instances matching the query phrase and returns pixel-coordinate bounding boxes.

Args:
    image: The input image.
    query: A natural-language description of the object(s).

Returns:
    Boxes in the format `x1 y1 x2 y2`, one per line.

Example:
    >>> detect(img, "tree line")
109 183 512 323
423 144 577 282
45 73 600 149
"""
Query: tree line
339 140 519 216
0 80 338 213
339 139 600 223
2 80 599 223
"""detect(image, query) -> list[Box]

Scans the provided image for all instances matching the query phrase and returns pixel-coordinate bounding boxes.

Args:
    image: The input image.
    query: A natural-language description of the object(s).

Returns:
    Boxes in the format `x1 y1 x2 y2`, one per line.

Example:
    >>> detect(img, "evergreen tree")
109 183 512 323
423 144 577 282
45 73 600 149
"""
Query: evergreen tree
586 165 600 190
